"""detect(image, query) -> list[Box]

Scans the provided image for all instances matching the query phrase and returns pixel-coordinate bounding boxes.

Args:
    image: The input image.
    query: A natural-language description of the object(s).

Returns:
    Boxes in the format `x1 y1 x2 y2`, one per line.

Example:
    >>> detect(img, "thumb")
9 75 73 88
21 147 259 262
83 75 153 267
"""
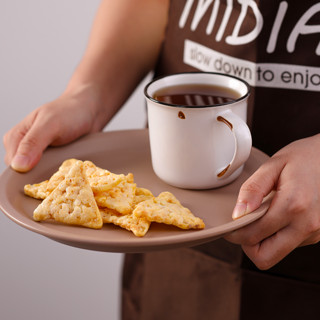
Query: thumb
232 156 285 220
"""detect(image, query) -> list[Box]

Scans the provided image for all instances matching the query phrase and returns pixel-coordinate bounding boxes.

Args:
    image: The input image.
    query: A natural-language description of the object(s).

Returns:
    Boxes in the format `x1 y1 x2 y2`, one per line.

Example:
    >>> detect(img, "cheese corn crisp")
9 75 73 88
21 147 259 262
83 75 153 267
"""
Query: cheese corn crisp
25 159 205 236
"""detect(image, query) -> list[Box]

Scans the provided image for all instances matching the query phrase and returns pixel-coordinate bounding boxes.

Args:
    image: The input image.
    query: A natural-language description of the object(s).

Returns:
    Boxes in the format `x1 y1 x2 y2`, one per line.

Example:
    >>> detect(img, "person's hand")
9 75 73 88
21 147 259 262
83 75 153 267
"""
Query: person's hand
3 0 169 173
3 85 106 172
225 134 320 270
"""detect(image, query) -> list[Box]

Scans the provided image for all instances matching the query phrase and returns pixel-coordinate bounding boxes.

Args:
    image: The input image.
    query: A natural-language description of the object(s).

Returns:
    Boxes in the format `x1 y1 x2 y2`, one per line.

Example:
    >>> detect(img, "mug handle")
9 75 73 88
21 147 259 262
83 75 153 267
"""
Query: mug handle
216 110 252 179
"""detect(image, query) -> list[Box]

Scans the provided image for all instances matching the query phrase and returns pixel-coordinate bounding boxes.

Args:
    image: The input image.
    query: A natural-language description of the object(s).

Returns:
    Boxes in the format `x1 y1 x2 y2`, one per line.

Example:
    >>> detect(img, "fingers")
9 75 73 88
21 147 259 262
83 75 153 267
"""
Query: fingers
232 156 285 219
3 85 102 172
227 186 320 269
3 111 37 167
11 130 50 172
226 190 301 269
239 194 314 270
4 108 59 172
226 155 290 269
241 224 301 270
3 126 25 166
225 136 320 269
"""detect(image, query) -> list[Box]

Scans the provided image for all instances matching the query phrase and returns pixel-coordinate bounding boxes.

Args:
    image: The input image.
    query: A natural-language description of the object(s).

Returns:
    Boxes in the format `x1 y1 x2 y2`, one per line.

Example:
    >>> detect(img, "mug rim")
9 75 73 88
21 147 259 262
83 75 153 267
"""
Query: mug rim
144 71 251 109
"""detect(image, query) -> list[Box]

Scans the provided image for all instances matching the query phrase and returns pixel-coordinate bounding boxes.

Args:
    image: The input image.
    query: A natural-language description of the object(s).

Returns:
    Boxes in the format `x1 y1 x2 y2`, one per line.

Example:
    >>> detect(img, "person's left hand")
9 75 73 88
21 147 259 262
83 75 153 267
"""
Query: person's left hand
224 134 320 270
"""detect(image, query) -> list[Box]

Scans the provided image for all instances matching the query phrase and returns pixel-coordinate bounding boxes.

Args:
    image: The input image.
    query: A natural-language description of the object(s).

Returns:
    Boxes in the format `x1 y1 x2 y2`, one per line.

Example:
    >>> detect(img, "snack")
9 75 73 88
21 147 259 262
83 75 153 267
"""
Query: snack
94 173 136 214
33 160 103 229
46 158 78 193
24 159 78 199
25 159 205 236
133 187 154 206
25 159 124 199
83 160 125 192
100 208 150 237
24 180 49 200
133 192 205 230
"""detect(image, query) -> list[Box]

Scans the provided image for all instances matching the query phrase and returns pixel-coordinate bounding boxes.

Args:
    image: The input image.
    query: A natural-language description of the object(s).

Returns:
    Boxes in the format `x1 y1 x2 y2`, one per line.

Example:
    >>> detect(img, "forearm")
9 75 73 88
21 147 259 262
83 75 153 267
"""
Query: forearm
65 0 169 129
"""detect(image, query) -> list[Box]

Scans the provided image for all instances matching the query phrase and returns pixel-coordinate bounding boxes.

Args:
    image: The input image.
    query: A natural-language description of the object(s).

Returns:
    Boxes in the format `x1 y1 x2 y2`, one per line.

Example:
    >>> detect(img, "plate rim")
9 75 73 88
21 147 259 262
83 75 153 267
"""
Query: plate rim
0 129 269 252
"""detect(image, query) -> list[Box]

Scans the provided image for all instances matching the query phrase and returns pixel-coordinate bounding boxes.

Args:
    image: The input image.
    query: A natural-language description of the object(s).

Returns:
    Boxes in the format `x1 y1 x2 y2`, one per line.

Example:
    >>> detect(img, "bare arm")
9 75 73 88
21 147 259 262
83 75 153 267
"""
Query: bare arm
4 0 169 171
67 0 169 128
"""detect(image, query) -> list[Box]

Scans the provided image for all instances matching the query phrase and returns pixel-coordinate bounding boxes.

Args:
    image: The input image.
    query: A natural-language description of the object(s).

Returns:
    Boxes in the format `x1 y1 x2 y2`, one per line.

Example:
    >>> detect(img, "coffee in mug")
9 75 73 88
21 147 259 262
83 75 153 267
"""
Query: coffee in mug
144 72 252 189
153 84 240 106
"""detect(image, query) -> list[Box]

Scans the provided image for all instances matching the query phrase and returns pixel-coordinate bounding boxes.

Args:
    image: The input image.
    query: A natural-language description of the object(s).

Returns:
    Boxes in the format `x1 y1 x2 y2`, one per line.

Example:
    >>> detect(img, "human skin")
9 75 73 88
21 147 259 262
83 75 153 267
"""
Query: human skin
3 0 169 172
3 0 320 270
226 134 320 269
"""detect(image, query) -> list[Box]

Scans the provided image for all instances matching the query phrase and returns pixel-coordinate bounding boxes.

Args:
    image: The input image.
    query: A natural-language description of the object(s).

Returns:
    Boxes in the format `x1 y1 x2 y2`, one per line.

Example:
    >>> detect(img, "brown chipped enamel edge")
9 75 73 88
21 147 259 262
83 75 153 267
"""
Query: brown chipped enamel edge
217 116 233 130
217 164 230 178
178 111 186 119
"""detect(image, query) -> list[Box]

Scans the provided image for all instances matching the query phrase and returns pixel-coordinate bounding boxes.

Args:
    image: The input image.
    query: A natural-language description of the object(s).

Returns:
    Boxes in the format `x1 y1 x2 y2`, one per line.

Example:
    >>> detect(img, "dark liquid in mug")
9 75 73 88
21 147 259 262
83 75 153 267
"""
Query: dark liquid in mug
153 84 241 106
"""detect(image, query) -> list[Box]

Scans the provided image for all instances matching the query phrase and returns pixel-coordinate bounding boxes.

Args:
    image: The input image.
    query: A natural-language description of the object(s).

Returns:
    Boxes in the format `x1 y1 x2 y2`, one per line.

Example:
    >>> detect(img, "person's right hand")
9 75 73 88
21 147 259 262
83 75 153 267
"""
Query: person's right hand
3 0 169 173
3 85 106 172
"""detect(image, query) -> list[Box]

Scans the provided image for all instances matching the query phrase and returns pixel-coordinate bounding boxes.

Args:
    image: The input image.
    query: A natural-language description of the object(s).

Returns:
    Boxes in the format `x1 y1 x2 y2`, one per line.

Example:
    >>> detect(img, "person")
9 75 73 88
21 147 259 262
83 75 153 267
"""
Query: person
4 0 320 319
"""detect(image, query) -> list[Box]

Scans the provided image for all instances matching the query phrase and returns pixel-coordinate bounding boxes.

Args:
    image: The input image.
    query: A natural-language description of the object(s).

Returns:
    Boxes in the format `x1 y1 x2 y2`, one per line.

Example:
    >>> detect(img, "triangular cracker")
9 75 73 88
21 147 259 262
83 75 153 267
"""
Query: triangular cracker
46 158 78 192
95 173 136 214
24 158 77 200
25 159 124 199
83 160 125 193
33 160 103 229
133 187 154 207
100 208 150 237
24 180 49 200
133 191 205 230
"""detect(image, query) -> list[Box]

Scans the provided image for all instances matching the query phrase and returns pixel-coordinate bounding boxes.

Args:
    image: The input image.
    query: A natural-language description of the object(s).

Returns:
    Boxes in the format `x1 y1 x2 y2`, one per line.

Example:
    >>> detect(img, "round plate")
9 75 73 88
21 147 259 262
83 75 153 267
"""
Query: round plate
0 129 270 252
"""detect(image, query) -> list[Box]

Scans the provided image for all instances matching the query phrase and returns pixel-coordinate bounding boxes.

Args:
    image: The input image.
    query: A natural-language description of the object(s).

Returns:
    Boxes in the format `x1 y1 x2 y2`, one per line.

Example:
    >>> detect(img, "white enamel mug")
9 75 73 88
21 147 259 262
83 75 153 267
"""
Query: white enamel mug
144 72 252 189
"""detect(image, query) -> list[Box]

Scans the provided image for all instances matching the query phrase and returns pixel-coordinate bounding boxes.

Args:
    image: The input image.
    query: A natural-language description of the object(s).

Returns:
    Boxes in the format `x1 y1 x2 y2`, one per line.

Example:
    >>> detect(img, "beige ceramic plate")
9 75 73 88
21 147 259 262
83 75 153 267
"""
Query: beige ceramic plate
0 129 270 253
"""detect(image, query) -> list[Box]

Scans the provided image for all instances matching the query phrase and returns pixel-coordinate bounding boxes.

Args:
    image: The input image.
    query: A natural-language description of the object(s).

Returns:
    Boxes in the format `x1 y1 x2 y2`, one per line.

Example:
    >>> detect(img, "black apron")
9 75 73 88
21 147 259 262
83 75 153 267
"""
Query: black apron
122 1 320 318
